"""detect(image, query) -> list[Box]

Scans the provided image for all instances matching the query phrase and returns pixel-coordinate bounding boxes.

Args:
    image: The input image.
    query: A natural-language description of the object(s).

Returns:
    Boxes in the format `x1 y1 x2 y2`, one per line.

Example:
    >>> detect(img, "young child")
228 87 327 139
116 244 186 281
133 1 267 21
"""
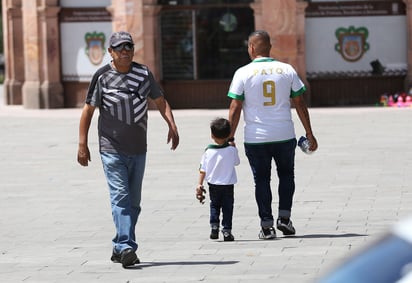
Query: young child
196 118 240 241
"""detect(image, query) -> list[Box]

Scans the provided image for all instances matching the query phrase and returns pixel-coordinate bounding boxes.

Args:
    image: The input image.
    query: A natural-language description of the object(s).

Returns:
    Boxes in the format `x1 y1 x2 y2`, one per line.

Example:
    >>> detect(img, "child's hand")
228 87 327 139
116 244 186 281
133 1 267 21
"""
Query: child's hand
196 185 206 204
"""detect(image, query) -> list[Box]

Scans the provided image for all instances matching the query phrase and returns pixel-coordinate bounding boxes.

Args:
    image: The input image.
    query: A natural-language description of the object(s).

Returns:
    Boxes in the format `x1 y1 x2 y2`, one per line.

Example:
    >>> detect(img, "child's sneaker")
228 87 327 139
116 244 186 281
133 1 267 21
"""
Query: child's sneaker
223 231 234 241
210 227 219 239
258 226 276 240
276 217 296 235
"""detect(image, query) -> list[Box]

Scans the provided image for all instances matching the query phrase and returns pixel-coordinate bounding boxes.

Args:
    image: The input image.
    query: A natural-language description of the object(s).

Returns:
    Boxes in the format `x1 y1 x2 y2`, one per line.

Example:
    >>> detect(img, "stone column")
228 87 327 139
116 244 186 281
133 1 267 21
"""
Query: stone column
21 0 63 108
296 0 308 79
2 0 24 105
265 0 298 67
38 3 63 108
250 0 263 30
296 0 310 103
404 0 412 90
142 0 162 80
108 0 144 65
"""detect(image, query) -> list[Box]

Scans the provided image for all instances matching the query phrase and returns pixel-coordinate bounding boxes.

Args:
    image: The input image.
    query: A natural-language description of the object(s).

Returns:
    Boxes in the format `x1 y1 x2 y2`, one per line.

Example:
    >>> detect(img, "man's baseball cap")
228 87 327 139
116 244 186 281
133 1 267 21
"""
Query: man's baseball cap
109 31 134 47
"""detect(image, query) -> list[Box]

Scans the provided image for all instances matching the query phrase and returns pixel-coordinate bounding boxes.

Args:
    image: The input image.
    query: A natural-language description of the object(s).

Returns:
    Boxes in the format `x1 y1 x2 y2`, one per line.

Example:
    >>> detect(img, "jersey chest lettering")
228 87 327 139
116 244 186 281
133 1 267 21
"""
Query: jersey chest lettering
252 67 284 76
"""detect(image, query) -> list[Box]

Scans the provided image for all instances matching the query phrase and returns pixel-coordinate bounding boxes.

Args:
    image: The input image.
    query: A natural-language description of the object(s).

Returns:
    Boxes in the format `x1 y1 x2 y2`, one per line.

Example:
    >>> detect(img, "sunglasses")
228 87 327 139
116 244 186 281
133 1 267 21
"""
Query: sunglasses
111 43 134 52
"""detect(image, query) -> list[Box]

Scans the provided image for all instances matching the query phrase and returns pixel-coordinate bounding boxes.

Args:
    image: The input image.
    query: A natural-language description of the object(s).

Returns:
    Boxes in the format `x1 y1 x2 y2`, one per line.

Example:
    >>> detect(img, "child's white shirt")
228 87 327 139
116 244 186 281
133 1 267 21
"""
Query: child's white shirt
199 144 240 185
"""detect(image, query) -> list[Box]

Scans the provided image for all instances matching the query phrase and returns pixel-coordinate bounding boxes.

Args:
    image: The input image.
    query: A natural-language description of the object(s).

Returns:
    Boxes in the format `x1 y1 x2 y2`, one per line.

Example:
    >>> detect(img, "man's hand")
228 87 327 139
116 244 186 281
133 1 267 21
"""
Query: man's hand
167 127 180 150
77 144 91 166
307 133 318 152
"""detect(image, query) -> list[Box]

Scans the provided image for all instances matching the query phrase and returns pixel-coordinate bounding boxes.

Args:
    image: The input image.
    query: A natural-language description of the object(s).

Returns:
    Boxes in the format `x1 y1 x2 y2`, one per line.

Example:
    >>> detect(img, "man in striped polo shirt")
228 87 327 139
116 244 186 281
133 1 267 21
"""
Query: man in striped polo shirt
77 31 179 267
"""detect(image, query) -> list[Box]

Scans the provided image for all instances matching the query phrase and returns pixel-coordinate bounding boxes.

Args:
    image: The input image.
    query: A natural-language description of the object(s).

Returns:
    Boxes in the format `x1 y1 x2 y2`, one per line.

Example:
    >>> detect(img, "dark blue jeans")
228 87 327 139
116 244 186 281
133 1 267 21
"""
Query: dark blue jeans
244 139 297 228
208 184 234 232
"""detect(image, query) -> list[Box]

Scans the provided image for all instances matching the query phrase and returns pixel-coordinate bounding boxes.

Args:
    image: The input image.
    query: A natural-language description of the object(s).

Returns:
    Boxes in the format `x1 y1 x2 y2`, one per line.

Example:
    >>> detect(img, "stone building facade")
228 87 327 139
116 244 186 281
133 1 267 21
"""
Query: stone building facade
1 0 412 108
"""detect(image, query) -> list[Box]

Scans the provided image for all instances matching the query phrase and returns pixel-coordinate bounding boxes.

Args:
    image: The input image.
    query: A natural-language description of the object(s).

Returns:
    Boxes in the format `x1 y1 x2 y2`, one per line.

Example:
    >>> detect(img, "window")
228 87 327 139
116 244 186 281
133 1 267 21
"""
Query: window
160 2 254 80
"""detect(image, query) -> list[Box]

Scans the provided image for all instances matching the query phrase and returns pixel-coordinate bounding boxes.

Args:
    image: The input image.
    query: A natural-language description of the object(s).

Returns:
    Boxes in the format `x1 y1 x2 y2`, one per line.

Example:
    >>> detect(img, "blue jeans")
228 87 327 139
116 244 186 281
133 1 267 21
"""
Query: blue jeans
244 139 296 228
100 152 146 254
209 184 234 232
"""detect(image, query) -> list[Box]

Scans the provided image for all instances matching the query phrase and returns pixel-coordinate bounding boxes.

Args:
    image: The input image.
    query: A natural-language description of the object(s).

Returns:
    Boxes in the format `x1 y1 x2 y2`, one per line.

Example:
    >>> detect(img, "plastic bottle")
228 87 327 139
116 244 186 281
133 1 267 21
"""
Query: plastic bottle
298 136 312 154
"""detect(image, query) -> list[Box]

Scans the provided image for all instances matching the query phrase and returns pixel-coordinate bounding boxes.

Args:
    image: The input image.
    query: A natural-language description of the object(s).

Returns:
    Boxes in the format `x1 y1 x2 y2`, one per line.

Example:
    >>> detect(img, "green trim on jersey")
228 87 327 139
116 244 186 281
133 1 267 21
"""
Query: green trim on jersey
291 85 306 98
206 142 231 149
228 92 244 101
244 138 295 145
252 57 276 63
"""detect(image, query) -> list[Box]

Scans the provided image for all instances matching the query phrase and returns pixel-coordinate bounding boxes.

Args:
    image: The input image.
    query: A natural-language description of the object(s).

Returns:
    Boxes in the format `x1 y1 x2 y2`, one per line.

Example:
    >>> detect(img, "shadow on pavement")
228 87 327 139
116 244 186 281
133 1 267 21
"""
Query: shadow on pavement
125 260 239 270
284 233 368 239
230 233 368 242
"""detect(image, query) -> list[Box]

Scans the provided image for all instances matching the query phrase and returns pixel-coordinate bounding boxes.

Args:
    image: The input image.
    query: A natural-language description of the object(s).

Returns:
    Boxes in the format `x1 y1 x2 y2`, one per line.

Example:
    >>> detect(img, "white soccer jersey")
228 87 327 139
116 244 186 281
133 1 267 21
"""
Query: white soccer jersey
199 144 240 185
228 57 306 144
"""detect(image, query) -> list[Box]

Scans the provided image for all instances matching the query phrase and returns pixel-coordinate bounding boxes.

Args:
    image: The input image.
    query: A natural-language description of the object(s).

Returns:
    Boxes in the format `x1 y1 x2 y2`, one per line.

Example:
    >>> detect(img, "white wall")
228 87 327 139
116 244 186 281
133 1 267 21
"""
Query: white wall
305 16 407 73
60 23 112 81
305 1 407 73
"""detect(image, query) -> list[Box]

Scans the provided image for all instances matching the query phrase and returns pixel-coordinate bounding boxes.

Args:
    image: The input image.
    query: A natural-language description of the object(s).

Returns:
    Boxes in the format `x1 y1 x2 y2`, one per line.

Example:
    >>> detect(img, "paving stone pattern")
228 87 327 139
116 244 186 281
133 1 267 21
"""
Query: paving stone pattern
1 92 412 282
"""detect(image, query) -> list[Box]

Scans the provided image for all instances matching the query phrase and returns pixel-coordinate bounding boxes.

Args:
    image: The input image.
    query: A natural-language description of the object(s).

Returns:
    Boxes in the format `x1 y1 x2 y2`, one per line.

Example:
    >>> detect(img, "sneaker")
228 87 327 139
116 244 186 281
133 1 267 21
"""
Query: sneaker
277 217 296 235
110 250 121 263
120 248 140 268
258 226 276 240
223 231 235 241
210 228 219 239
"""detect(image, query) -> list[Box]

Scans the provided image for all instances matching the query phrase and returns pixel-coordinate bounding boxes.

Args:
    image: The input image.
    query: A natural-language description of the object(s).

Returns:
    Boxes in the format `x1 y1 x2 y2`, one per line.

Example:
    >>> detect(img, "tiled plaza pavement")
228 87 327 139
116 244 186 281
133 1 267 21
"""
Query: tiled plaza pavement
1 92 411 282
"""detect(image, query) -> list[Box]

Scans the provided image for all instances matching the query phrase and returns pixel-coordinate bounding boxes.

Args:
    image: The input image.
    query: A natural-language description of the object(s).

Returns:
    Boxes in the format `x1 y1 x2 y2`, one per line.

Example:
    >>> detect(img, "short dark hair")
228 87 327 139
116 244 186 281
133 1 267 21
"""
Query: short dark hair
210 118 231 139
248 30 271 55
249 30 270 40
